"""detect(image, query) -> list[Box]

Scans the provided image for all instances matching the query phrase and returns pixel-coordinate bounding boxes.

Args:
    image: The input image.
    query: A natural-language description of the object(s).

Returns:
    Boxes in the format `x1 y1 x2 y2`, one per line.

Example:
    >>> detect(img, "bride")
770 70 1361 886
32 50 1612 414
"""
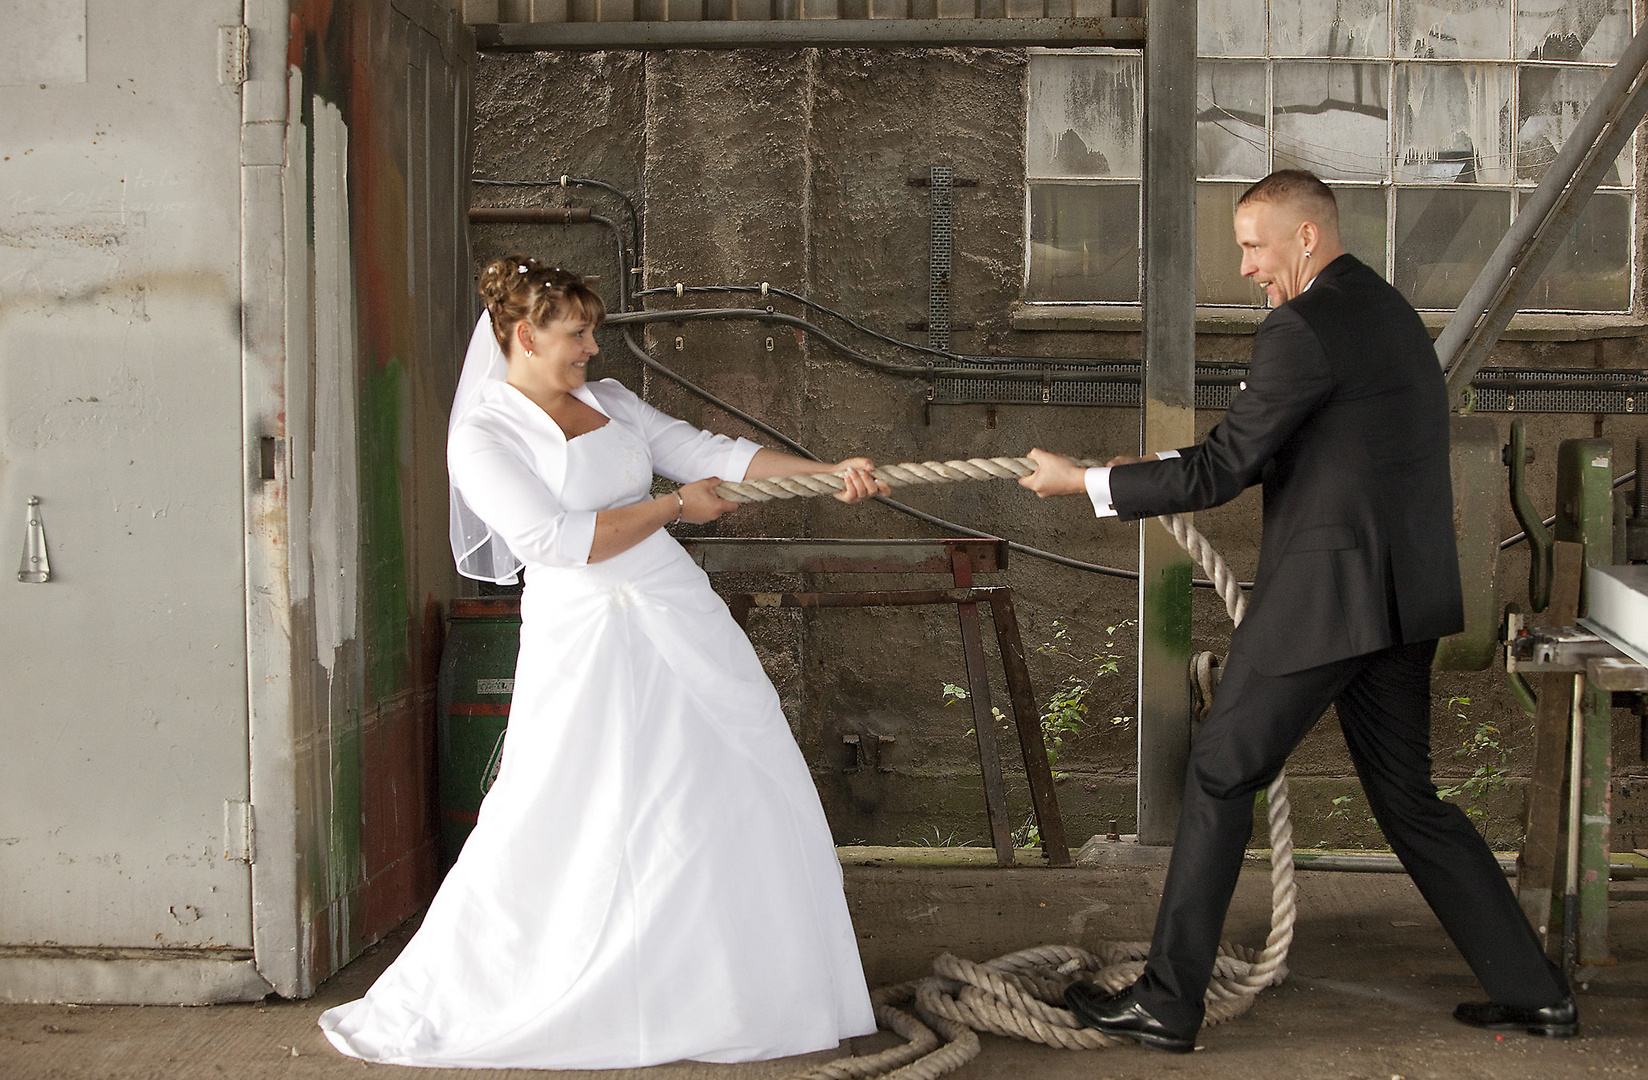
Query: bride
319 256 882 1069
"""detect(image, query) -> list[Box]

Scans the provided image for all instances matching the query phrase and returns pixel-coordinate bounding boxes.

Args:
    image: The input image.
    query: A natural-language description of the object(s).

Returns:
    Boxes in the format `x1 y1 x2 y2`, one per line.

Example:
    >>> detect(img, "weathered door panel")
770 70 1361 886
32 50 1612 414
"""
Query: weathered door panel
0 0 258 1001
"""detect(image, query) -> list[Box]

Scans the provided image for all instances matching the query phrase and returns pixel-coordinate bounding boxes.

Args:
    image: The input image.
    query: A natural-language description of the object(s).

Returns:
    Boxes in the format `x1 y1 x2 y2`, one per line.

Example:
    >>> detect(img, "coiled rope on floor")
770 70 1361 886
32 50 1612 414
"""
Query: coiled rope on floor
766 471 1297 1077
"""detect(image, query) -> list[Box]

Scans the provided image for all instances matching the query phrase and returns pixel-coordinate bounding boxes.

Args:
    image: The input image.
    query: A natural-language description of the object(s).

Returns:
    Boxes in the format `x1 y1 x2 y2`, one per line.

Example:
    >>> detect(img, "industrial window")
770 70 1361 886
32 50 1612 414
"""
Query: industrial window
1026 0 1636 312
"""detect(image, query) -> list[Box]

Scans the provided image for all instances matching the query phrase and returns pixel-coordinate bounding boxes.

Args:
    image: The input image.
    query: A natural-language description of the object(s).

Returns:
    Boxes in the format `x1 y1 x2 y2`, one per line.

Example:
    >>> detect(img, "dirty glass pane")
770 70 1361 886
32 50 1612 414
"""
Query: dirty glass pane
1396 0 1510 60
1393 63 1513 184
1334 184 1389 278
1196 183 1267 304
1273 62 1389 181
1028 183 1141 302
1393 187 1512 308
1519 190 1632 310
1198 62 1269 178
1517 65 1633 187
1271 0 1390 58
1027 54 1143 180
1197 183 1389 306
1517 0 1633 63
1198 0 1265 57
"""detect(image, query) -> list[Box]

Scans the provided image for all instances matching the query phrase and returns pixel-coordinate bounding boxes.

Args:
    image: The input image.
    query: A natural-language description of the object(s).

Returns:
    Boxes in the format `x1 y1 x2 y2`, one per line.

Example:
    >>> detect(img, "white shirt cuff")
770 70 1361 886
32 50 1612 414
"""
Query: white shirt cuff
1085 467 1119 519
1084 450 1179 519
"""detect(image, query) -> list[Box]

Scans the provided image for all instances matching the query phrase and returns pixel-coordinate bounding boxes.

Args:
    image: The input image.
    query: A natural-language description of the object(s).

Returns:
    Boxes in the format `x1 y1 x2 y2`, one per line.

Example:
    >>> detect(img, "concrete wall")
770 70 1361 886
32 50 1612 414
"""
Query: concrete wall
474 47 1648 854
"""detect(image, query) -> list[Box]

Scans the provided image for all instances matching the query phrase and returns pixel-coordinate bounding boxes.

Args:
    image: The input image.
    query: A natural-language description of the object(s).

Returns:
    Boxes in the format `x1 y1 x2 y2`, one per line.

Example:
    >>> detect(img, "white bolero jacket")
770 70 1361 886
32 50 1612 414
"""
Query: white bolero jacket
447 378 761 580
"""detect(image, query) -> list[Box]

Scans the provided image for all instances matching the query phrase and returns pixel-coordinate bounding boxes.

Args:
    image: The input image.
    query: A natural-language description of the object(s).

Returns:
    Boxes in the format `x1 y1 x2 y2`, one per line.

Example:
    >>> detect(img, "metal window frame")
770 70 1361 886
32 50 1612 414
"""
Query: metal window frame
1024 1 1641 313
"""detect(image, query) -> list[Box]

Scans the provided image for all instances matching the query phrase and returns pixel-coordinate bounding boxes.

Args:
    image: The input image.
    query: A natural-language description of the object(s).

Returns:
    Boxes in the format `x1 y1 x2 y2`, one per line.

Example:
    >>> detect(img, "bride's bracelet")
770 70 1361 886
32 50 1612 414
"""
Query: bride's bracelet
671 490 684 523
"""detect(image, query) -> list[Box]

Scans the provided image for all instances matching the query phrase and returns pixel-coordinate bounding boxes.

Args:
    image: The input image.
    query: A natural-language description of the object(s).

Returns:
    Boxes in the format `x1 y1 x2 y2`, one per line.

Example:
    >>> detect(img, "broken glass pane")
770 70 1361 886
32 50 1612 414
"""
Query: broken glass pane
1519 190 1631 310
1273 62 1390 181
1396 0 1510 59
1028 183 1141 302
1027 53 1143 180
1198 62 1269 178
1198 0 1265 57
1393 187 1512 308
1517 64 1633 187
1393 63 1513 184
1517 0 1632 63
1271 0 1389 58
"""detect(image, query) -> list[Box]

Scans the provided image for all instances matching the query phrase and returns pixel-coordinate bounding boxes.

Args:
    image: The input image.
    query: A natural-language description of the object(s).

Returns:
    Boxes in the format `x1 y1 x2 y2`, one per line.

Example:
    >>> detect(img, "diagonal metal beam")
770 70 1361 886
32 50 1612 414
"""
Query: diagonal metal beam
1439 25 1648 406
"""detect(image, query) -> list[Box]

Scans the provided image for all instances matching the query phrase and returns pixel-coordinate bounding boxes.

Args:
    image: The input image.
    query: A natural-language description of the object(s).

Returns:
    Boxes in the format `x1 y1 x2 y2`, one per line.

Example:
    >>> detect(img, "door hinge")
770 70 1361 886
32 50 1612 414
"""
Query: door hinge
219 26 249 87
224 800 255 864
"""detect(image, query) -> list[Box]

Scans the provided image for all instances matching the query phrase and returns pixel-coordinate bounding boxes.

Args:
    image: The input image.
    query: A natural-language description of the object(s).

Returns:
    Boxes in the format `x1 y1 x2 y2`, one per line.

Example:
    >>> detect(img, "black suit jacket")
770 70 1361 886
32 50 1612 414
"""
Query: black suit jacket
1109 254 1464 676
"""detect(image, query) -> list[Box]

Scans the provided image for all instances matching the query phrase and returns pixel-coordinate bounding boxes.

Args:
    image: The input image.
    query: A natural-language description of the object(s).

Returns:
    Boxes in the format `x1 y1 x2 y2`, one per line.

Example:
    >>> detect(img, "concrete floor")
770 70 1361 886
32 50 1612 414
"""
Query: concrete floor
3 847 1645 1080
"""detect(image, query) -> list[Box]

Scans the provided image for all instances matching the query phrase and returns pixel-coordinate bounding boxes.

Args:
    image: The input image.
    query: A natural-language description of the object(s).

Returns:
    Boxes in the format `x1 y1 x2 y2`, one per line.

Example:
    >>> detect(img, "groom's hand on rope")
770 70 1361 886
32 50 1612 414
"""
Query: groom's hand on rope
678 477 739 524
1019 448 1088 498
830 458 890 504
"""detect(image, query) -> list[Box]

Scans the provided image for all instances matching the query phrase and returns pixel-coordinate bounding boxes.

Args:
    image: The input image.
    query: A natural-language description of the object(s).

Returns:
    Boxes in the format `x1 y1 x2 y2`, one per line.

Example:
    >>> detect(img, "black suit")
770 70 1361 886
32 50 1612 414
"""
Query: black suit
1108 254 1565 1035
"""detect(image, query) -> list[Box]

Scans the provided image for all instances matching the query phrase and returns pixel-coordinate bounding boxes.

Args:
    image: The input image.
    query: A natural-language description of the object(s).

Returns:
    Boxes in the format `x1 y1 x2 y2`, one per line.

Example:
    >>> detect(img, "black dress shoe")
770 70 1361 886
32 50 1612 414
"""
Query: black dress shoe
1064 980 1196 1053
1453 996 1579 1038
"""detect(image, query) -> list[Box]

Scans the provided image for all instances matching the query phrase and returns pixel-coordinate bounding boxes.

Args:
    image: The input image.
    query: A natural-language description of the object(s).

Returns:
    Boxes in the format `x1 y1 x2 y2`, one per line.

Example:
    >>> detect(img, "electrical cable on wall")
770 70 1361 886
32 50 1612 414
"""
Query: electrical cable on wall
564 200 1200 586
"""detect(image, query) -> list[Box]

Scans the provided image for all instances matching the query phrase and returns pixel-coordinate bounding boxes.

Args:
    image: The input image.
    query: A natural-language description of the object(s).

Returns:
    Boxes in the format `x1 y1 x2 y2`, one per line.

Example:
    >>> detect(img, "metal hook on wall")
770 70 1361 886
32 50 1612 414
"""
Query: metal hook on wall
18 496 49 583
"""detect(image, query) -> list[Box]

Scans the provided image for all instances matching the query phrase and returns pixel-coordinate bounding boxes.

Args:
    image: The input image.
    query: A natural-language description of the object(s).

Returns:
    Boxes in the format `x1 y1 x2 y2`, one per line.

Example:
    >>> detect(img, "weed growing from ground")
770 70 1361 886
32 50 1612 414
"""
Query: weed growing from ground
1435 695 1509 822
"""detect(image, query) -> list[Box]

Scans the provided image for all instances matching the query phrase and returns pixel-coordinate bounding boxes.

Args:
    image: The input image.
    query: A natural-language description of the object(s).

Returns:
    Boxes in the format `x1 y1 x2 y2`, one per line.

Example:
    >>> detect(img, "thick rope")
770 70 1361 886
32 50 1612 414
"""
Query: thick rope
714 456 1098 504
776 479 1295 1078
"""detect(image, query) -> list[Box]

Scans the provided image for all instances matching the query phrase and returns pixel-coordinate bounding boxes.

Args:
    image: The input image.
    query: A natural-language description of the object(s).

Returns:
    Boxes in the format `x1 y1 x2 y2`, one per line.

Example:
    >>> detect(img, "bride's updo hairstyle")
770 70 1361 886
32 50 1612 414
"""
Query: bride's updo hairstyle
478 254 606 352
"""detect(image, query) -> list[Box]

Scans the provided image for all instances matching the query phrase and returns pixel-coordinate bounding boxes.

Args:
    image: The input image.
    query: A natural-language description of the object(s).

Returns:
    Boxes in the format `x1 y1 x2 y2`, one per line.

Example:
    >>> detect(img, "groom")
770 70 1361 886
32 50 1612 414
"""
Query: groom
1019 169 1576 1051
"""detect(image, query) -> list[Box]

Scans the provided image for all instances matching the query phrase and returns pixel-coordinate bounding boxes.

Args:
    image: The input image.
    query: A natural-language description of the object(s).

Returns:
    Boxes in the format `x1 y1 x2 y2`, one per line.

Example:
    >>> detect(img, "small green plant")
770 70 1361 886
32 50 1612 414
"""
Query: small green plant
941 618 1134 781
1327 793 1356 819
1435 695 1509 822
940 683 1008 739
909 827 976 848
1012 811 1042 849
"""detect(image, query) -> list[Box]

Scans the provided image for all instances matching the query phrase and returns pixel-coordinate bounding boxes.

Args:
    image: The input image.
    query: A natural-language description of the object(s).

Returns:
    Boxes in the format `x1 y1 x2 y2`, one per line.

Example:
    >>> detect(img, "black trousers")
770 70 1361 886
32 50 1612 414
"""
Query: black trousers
1134 639 1568 1036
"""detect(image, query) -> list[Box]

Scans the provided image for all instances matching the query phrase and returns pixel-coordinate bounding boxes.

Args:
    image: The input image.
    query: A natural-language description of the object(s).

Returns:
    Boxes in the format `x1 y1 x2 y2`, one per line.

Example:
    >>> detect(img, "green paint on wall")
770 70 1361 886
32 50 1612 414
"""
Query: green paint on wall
1142 557 1194 653
362 361 412 702
328 705 364 899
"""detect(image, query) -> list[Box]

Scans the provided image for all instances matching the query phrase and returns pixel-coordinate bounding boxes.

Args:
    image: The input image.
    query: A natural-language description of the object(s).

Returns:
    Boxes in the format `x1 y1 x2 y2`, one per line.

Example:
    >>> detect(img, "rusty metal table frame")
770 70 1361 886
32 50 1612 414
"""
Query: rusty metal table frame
679 537 1071 868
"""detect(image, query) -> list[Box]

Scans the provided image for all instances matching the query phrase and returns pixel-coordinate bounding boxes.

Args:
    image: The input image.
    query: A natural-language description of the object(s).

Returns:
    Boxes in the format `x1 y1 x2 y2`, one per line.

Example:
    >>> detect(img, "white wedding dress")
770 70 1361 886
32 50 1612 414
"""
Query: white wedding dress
319 377 875 1070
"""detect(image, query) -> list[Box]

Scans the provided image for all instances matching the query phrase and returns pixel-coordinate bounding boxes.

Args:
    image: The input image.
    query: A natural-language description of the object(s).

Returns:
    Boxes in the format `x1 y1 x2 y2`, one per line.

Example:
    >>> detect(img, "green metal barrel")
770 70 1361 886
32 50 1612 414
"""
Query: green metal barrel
436 597 522 870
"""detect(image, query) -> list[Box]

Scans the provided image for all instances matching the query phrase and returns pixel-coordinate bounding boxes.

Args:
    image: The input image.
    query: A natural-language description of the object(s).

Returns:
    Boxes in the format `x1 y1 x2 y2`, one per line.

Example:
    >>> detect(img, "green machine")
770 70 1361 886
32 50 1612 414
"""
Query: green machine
1500 422 1621 976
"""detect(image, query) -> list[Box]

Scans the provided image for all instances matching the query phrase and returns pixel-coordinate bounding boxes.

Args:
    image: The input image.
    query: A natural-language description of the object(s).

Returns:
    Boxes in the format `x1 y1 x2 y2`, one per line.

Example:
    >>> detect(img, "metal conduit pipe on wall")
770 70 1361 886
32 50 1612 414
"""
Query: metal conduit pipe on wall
473 17 1146 52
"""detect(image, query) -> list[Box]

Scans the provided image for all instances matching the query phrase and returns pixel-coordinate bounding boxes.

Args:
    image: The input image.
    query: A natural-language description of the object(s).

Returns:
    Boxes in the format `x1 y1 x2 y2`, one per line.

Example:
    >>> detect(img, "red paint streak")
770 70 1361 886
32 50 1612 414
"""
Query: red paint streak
450 703 511 716
346 3 415 374
289 0 336 72
360 691 439 941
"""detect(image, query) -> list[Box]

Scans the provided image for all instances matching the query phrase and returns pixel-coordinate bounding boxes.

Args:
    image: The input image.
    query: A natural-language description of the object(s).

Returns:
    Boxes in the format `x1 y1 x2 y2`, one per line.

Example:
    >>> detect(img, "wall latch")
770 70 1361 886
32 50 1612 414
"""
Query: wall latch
17 496 49 583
